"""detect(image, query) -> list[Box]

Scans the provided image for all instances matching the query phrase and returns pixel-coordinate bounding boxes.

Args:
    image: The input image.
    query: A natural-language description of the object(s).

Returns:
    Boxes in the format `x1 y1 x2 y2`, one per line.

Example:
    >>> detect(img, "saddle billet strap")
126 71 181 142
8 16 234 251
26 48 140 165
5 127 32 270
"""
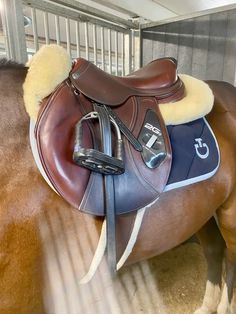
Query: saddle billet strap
94 104 117 274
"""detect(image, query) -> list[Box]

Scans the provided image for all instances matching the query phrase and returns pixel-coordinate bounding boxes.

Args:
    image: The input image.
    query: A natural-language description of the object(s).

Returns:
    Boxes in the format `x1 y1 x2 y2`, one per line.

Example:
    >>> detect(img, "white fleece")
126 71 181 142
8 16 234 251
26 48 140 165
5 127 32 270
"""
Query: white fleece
23 44 72 121
23 45 214 124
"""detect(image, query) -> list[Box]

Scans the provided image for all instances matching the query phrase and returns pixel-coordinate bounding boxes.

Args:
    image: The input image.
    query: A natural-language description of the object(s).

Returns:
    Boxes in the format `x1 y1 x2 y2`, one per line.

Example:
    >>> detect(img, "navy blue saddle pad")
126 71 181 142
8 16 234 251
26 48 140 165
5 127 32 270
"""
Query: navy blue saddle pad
165 117 219 192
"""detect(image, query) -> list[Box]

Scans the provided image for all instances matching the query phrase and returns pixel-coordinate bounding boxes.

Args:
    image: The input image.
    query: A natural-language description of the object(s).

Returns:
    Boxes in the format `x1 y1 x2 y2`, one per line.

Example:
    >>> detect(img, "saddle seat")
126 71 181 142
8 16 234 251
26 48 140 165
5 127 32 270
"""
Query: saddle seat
71 57 183 106
120 57 178 89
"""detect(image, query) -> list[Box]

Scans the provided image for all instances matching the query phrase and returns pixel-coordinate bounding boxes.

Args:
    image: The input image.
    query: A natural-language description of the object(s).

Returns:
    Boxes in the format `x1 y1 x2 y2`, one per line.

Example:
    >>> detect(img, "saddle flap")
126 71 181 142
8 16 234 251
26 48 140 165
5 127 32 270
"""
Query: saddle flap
35 79 172 216
70 58 182 107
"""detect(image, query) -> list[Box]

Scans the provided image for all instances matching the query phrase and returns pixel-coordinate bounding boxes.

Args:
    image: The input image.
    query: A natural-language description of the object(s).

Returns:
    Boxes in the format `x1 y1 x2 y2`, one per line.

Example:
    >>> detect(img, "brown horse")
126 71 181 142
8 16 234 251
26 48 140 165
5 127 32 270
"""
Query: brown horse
1 59 236 314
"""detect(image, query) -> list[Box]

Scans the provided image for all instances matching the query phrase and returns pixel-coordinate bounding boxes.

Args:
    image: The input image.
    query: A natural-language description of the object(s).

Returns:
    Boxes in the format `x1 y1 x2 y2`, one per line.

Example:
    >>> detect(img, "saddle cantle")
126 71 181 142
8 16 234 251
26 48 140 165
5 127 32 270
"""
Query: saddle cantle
35 57 185 216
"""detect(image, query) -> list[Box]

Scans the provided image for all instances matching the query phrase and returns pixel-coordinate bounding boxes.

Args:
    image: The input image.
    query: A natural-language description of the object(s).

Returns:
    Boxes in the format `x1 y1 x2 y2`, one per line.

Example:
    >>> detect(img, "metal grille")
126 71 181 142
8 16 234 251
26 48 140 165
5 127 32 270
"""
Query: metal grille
0 13 6 57
0 0 141 74
0 0 139 75
25 7 128 75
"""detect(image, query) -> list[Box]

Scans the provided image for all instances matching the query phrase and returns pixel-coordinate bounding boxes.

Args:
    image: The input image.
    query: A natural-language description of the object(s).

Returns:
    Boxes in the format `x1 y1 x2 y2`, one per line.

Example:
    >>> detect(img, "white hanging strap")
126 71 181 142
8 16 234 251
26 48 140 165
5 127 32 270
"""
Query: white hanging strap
79 219 107 284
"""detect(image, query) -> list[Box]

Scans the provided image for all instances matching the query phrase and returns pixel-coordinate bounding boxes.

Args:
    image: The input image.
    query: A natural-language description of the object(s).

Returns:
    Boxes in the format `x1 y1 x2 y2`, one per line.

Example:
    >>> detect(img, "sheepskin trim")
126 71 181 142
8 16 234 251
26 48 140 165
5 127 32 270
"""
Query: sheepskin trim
159 74 214 125
23 46 214 124
23 44 72 121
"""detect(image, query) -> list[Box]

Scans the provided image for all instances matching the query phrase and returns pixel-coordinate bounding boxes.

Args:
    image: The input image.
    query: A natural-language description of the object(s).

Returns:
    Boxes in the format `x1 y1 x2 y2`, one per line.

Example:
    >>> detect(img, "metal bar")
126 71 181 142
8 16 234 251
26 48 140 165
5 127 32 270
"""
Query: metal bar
108 29 112 74
134 29 141 69
84 22 89 60
0 0 27 63
31 7 39 52
88 0 137 18
22 0 133 32
114 31 118 75
48 0 136 29
93 24 97 65
100 26 105 70
124 32 132 75
65 17 71 57
121 33 125 76
0 1 11 60
131 29 135 71
75 21 80 57
43 11 50 44
55 15 61 45
124 31 132 74
141 3 236 29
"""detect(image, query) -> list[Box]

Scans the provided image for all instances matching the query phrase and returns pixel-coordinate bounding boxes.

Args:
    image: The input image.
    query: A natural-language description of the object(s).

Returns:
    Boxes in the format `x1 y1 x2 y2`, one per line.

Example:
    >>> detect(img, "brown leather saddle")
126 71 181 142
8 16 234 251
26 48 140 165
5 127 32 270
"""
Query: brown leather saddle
35 57 185 271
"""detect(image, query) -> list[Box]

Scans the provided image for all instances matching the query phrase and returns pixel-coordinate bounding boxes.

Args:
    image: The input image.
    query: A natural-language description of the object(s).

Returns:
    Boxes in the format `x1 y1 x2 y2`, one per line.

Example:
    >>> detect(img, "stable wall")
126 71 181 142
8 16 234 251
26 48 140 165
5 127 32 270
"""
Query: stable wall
142 9 236 85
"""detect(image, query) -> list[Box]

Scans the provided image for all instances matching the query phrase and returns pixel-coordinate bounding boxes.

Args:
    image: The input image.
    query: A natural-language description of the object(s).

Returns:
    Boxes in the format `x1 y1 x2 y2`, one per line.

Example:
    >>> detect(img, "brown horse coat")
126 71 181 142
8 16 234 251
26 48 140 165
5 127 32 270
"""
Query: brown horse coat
1 64 236 313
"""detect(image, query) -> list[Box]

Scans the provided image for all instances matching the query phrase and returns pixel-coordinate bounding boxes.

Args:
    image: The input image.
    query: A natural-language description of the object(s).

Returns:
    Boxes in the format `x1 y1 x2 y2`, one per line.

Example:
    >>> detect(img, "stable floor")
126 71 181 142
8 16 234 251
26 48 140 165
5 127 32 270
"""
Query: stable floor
116 242 206 314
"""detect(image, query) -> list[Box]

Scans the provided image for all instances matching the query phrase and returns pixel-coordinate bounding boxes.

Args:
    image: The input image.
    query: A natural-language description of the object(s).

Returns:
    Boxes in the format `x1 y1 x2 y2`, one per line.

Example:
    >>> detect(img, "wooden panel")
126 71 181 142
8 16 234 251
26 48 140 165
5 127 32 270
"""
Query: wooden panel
164 22 179 60
152 24 166 60
191 15 210 80
223 10 236 83
205 11 228 80
142 8 236 85
142 29 153 65
177 19 194 74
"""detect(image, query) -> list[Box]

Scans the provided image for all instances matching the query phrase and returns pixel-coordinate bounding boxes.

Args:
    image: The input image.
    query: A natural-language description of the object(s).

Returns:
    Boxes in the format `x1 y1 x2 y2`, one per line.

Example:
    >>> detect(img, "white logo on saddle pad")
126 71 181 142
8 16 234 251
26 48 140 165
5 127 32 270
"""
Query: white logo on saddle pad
194 138 209 159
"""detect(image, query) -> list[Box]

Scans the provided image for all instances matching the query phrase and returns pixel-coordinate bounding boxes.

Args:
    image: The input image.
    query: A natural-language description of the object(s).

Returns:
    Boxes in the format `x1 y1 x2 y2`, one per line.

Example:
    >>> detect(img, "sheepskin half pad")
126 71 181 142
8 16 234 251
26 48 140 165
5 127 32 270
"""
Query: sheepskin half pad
23 44 214 125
